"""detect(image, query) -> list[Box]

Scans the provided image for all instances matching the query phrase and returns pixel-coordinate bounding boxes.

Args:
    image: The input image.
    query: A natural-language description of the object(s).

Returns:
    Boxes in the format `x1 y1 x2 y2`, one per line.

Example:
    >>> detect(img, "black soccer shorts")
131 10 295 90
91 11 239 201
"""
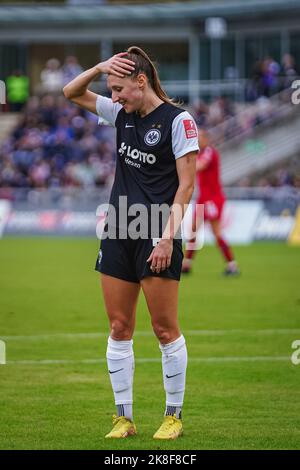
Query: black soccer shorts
95 236 183 283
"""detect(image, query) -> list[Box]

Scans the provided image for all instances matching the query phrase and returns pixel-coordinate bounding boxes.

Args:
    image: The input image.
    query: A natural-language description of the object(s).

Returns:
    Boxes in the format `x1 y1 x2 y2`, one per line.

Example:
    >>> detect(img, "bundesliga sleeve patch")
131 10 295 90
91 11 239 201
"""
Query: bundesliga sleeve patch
183 119 197 139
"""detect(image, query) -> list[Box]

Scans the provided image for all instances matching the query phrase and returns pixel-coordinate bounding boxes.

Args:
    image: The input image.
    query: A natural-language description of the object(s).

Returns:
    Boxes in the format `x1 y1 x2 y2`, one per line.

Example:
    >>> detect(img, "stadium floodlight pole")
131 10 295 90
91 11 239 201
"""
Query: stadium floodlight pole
205 17 227 94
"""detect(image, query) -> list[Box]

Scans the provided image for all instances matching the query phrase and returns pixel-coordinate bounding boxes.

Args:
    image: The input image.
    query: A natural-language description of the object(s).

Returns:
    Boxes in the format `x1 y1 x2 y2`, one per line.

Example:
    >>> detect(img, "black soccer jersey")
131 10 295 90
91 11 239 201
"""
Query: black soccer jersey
96 96 199 234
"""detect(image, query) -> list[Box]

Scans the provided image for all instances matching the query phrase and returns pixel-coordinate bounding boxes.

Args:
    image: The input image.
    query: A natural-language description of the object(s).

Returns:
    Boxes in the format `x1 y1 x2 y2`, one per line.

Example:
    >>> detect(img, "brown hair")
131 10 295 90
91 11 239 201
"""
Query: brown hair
125 46 178 106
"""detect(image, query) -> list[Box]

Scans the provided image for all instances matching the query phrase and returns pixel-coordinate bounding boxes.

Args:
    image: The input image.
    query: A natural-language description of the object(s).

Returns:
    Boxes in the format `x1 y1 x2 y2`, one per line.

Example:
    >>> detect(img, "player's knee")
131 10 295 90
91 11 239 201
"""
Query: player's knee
110 318 133 340
152 324 178 344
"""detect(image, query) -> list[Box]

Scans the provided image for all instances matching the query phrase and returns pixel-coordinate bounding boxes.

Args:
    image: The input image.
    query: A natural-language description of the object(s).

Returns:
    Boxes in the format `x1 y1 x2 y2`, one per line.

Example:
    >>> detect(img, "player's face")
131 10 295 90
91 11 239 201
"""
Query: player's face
107 75 143 113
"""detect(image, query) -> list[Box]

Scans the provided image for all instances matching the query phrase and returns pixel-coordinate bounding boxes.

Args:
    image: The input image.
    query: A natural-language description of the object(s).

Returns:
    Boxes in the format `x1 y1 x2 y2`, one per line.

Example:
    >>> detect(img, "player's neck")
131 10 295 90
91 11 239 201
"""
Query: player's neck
137 92 164 118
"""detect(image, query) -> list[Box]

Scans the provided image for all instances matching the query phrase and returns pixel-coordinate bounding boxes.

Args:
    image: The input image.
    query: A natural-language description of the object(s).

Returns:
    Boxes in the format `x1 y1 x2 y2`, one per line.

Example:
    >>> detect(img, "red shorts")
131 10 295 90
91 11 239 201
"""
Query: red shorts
196 197 225 222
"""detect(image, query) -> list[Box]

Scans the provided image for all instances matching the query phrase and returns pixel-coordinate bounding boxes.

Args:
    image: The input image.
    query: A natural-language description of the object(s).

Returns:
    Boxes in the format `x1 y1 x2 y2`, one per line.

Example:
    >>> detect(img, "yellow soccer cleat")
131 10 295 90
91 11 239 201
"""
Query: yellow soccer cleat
153 414 183 440
105 415 137 439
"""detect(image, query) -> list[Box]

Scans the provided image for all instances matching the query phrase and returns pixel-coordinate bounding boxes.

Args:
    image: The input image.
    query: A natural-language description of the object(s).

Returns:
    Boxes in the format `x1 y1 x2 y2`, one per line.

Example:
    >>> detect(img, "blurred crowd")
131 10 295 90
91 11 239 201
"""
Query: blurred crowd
39 56 84 94
196 94 288 146
192 54 299 143
245 54 298 101
237 157 300 190
0 95 116 189
4 56 84 112
1 53 299 191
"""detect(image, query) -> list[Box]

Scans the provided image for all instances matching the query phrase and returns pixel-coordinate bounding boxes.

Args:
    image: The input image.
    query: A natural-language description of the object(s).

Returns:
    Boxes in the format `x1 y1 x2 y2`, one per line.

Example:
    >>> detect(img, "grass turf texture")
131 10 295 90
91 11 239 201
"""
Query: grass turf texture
0 238 299 450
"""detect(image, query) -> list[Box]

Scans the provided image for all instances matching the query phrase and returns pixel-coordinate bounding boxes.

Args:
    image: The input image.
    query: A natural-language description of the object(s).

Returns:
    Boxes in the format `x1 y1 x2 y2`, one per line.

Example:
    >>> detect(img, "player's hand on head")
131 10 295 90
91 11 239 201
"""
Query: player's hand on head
147 239 173 274
95 53 135 78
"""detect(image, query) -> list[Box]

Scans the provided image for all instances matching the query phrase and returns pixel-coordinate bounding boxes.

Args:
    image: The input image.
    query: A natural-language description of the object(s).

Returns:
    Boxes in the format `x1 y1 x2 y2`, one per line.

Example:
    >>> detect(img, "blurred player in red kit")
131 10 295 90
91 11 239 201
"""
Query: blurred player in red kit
182 128 240 276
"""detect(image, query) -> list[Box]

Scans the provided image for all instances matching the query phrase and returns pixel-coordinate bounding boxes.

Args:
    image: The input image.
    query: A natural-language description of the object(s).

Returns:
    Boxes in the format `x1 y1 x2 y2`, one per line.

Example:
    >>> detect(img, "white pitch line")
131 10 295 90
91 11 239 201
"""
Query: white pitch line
1 329 300 341
5 356 290 365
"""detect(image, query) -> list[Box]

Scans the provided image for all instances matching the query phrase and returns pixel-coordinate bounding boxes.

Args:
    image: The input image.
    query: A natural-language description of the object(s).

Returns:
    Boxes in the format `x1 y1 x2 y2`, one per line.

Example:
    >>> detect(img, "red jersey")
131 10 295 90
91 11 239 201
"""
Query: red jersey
196 146 225 202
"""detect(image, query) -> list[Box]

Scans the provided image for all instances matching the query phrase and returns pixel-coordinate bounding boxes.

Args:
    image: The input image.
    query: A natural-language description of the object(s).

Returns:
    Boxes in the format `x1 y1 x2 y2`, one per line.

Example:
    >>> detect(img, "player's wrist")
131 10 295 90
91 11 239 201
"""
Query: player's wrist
160 238 173 245
93 64 104 75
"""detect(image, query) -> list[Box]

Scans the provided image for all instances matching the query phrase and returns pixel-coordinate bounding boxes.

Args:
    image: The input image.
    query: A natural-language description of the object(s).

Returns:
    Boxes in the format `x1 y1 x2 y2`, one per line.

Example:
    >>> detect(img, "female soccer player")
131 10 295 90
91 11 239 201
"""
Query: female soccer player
182 128 239 275
63 46 199 439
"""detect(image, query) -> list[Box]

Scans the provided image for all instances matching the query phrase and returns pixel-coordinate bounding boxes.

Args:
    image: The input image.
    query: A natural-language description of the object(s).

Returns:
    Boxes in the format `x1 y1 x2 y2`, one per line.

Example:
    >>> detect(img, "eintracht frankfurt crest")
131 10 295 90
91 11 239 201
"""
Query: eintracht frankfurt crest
144 129 161 146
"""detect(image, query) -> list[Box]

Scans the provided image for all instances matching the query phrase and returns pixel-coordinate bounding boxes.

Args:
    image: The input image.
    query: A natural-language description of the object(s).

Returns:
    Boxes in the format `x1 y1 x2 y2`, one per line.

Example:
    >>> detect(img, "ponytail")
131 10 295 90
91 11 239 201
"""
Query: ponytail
126 46 179 106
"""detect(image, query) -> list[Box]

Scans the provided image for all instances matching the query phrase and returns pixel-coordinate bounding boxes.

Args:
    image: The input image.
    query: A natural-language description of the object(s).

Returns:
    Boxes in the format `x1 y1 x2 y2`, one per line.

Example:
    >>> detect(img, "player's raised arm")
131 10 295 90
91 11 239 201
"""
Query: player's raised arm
62 53 135 114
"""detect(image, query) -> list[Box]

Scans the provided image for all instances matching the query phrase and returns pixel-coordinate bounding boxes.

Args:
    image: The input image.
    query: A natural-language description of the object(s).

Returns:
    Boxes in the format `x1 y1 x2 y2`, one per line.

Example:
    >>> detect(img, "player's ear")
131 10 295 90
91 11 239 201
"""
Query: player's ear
136 73 147 89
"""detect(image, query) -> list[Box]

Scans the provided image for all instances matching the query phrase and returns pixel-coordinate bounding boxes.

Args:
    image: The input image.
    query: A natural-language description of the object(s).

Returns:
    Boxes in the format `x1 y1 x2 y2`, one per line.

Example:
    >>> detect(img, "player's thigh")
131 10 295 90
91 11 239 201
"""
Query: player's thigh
141 277 180 335
101 274 140 334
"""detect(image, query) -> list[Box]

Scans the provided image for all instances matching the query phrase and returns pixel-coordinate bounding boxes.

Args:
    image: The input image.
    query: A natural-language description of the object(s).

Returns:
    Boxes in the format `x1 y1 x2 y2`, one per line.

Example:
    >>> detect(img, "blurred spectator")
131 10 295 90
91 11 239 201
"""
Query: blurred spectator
245 55 294 101
245 60 264 102
280 53 299 90
261 56 280 97
208 96 235 127
40 58 64 93
6 70 29 112
62 56 83 85
192 99 209 128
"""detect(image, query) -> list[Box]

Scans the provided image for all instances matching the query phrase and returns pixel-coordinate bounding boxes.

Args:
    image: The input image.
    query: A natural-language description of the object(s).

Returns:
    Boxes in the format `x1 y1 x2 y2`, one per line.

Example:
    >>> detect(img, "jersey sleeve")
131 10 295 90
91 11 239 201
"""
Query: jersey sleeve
171 111 199 159
96 95 122 127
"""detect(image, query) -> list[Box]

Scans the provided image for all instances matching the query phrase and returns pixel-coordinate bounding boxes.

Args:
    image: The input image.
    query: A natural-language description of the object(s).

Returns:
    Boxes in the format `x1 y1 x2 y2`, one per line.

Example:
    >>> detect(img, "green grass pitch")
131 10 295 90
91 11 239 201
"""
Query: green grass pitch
0 238 299 450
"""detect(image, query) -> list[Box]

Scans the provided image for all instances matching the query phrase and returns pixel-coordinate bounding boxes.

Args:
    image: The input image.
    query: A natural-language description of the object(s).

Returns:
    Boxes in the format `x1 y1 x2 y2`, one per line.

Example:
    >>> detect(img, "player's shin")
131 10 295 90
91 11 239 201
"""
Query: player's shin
106 336 134 421
159 335 187 419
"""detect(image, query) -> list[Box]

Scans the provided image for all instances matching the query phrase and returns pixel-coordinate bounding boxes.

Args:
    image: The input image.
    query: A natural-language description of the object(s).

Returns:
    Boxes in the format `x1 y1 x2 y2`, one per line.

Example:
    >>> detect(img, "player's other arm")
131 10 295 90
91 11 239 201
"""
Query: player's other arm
63 53 135 114
162 151 197 240
147 151 196 272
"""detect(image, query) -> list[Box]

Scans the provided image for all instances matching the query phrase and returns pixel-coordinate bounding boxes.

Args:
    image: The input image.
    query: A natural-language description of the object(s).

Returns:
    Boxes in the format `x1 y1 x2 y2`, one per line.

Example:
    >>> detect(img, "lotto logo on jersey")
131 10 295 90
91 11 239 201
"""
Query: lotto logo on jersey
118 142 157 165
183 119 197 139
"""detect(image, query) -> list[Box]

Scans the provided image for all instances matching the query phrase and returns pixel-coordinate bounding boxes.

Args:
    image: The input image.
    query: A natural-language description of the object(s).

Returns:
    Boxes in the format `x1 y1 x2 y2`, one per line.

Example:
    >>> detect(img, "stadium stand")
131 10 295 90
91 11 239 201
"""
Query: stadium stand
0 95 116 192
0 93 278 186
0 0 299 197
214 90 300 185
0 72 299 196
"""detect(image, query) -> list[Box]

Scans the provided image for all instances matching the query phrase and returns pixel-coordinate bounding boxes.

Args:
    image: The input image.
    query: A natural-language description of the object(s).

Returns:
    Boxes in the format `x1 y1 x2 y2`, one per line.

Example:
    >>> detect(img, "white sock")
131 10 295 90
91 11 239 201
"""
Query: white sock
159 335 187 413
116 404 133 420
106 336 134 421
228 260 237 270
